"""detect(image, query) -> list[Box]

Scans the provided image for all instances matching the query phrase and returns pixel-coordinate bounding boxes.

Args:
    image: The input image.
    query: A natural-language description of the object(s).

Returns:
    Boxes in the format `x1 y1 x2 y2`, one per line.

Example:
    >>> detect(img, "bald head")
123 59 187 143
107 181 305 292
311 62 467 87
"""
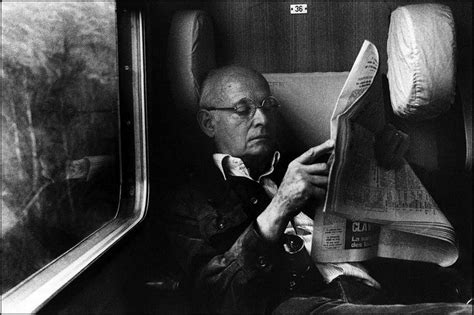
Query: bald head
199 65 270 109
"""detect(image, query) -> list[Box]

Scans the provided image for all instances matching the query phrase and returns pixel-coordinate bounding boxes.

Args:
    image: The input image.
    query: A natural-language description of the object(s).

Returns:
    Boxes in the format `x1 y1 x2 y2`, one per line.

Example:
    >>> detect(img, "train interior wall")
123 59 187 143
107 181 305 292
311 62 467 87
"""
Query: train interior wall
40 1 472 313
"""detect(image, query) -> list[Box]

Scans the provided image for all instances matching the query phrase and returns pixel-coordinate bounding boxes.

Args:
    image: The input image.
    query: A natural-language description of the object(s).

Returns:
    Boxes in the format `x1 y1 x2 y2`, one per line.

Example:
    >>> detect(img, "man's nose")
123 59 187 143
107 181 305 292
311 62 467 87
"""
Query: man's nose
252 107 270 126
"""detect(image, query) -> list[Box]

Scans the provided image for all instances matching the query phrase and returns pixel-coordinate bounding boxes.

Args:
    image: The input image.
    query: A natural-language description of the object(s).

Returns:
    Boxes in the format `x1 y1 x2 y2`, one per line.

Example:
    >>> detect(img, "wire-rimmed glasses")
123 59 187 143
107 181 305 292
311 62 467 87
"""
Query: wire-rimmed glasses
203 96 280 120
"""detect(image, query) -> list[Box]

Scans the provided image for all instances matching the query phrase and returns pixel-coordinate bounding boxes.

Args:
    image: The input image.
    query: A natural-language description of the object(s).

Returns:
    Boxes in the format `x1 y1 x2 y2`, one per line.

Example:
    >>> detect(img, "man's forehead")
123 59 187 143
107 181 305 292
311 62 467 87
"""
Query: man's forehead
216 72 269 101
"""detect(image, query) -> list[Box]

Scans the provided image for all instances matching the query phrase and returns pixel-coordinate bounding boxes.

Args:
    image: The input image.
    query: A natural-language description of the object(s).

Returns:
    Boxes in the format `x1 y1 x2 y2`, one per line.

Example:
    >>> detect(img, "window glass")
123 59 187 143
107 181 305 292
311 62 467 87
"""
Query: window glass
1 1 119 294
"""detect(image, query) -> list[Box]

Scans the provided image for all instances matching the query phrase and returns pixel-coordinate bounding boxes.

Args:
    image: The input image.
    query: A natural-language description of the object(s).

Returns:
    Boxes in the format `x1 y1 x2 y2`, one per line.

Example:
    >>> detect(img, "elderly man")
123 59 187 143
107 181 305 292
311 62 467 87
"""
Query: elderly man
163 65 471 314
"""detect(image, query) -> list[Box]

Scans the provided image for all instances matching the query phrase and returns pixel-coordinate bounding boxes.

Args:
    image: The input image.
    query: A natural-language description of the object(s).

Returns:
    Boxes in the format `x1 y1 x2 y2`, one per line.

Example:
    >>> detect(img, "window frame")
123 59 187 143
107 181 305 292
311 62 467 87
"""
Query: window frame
1 6 149 313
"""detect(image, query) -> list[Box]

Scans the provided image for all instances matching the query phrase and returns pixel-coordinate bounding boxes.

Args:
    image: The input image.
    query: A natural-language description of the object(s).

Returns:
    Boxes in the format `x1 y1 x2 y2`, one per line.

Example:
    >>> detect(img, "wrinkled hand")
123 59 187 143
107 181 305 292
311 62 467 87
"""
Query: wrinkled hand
275 139 334 217
257 140 334 241
374 124 409 169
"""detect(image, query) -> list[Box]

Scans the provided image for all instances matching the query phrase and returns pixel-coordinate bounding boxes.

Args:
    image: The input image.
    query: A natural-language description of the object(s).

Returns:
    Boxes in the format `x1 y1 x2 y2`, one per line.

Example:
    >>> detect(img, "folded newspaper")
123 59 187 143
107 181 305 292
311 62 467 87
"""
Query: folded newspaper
311 40 459 267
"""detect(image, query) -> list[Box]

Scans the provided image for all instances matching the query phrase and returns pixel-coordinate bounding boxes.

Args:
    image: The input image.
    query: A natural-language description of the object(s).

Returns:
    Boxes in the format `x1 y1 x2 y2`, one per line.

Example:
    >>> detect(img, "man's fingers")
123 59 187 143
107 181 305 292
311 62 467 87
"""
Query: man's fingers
308 174 329 187
294 140 335 165
309 185 327 201
302 163 330 175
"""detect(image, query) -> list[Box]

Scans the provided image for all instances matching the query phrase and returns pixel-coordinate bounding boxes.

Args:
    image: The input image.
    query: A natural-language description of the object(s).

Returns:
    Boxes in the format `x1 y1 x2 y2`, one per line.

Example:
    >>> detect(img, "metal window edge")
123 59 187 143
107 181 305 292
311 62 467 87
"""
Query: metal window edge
1 215 144 313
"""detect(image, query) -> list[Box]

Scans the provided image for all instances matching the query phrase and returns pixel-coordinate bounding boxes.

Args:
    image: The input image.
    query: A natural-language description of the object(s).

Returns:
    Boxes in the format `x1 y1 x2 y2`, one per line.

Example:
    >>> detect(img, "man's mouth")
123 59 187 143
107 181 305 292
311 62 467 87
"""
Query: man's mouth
249 135 272 142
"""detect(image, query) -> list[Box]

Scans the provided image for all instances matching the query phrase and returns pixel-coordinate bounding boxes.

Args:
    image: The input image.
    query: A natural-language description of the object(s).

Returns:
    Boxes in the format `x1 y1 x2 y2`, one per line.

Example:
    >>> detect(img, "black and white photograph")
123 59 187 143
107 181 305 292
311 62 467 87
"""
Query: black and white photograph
1 1 472 314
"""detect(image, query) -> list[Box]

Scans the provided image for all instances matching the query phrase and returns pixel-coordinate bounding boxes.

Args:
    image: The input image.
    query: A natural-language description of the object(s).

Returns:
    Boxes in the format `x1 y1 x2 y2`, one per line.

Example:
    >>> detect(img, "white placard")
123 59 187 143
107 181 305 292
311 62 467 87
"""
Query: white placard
290 4 307 14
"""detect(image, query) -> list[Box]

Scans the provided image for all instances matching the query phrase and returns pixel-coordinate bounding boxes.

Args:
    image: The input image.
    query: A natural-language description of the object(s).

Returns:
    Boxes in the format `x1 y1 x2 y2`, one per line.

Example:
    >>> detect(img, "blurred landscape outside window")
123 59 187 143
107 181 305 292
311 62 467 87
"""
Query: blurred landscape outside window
1 1 120 293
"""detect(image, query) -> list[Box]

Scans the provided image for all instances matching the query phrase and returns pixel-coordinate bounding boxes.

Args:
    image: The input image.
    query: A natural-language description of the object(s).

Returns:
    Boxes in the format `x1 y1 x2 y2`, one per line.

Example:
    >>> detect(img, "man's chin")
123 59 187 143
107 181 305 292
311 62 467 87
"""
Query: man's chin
246 141 276 158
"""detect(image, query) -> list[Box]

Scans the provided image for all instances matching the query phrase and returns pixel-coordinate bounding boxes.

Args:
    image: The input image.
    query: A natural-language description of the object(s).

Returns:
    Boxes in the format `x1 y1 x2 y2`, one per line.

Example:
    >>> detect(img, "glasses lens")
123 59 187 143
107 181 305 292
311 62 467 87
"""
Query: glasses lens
235 98 256 117
233 97 279 120
262 96 279 109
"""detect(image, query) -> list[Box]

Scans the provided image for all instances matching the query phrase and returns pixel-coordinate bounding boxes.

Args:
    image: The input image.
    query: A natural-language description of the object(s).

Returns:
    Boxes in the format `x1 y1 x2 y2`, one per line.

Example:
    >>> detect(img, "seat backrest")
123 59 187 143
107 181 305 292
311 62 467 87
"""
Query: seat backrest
167 10 216 167
263 72 348 154
168 10 216 124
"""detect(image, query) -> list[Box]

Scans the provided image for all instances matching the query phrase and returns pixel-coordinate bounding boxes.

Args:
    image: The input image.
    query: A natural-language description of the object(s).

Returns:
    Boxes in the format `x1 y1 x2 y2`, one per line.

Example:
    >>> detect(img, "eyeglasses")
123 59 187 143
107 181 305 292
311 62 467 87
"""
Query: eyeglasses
203 96 280 120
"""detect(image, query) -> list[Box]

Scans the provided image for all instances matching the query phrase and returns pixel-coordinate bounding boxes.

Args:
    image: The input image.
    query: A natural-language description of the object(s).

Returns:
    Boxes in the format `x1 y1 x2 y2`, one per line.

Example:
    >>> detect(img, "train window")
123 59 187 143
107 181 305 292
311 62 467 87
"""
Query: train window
1 1 148 312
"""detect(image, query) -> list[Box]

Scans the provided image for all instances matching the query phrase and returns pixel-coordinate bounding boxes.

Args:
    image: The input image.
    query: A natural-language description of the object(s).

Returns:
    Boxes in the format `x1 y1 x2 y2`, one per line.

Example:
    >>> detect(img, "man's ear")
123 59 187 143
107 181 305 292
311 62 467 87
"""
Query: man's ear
197 109 216 138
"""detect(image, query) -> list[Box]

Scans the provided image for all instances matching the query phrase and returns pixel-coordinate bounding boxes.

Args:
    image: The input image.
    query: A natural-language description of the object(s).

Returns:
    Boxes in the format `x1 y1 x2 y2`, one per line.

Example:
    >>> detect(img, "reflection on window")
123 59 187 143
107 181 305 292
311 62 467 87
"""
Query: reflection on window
1 2 119 293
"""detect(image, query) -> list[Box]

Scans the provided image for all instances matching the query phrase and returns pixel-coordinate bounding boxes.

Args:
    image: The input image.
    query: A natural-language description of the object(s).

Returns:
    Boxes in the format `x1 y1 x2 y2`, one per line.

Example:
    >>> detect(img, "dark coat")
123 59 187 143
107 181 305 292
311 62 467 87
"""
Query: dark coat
162 156 322 314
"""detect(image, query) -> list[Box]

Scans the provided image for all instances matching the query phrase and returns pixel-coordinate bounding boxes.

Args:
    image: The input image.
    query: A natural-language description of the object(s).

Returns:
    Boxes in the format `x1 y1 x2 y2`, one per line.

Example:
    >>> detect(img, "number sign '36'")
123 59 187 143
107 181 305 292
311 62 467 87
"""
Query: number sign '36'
290 4 308 14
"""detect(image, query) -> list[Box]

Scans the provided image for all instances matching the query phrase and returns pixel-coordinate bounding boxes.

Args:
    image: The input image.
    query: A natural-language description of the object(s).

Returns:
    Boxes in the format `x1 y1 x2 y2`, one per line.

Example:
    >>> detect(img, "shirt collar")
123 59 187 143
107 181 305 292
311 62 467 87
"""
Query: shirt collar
213 151 280 183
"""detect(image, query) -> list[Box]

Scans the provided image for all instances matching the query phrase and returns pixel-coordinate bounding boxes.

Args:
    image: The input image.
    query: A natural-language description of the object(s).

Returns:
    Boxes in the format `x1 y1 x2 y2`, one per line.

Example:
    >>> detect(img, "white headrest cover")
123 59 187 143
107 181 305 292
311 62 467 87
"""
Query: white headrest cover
387 4 456 121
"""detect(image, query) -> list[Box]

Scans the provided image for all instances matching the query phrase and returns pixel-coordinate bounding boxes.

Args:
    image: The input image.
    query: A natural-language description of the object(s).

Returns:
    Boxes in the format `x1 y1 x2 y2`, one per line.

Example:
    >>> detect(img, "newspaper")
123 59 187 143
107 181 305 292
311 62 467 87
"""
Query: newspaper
311 40 458 267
